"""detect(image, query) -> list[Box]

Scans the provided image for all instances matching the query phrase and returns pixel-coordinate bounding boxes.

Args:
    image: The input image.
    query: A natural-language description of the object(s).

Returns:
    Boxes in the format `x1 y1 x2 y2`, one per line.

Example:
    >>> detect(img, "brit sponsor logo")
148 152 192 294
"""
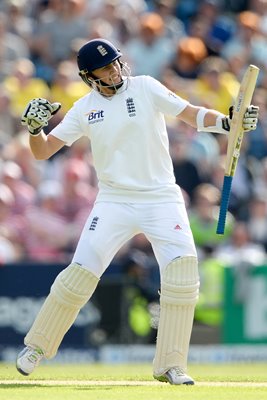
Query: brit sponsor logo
86 110 104 124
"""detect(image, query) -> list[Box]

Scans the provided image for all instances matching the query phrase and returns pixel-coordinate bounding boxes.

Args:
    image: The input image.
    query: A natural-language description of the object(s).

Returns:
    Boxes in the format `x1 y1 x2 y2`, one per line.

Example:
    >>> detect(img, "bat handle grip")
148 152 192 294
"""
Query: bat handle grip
216 176 233 235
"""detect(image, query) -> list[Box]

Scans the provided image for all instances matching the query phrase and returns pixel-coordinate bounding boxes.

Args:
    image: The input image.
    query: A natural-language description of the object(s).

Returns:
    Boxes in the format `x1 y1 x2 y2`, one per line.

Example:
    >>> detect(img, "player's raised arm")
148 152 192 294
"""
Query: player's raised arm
21 98 66 160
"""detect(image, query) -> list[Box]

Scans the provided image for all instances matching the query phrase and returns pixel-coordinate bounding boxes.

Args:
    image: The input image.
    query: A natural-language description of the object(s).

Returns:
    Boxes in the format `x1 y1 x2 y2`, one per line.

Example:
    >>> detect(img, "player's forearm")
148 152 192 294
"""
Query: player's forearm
29 130 50 160
196 107 230 134
201 109 225 128
179 105 226 132
179 103 258 135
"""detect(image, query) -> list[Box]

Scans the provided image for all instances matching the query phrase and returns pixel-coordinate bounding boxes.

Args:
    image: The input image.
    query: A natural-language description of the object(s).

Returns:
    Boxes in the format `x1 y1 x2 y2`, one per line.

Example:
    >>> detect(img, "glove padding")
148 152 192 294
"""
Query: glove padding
243 105 259 131
222 105 259 133
21 98 61 135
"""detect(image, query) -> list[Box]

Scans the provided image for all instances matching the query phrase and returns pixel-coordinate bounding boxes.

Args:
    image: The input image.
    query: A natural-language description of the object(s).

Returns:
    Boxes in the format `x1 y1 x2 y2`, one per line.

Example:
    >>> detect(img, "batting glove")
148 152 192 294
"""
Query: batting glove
221 106 233 132
242 105 259 132
221 105 259 133
21 98 61 136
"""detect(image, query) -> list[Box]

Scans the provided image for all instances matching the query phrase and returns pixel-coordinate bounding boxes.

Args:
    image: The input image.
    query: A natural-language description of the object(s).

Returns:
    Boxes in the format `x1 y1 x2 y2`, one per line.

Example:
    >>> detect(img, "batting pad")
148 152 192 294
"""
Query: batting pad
25 263 99 358
153 256 199 376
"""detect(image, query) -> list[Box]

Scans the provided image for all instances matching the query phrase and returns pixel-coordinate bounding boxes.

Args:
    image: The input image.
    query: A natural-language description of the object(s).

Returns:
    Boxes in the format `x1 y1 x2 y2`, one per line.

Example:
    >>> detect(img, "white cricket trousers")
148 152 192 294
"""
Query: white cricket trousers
72 201 197 278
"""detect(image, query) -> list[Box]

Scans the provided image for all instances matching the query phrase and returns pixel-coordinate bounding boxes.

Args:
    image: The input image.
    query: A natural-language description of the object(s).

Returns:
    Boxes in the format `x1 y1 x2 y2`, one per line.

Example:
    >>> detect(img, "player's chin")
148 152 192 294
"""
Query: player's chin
112 77 122 85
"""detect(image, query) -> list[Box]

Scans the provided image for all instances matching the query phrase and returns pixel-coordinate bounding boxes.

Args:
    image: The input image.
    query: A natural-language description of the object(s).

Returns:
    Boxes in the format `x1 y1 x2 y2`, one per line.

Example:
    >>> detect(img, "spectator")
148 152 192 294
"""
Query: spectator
3 58 50 117
0 11 30 81
152 0 186 42
1 160 36 214
80 18 114 44
4 0 34 42
209 154 228 190
247 194 267 251
50 60 89 114
29 0 88 82
175 0 198 26
23 180 72 263
59 158 97 223
253 156 267 198
2 130 42 189
0 183 27 262
192 56 239 114
245 87 267 160
252 0 267 37
189 183 234 258
187 0 235 55
161 36 208 99
169 36 208 79
169 130 204 200
187 129 221 180
124 12 174 79
227 150 256 219
0 85 17 138
214 221 266 266
221 11 267 73
89 0 140 45
194 256 225 329
122 233 160 302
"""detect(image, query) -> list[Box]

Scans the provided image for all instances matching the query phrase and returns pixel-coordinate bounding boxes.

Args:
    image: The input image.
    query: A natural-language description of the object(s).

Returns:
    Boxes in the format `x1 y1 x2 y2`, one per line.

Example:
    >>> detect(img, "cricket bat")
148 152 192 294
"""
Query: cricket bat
216 64 259 235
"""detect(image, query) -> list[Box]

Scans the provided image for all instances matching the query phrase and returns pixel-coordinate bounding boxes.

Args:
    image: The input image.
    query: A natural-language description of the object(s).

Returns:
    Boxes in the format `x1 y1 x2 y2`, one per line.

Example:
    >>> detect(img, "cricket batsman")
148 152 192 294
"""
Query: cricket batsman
16 38 259 384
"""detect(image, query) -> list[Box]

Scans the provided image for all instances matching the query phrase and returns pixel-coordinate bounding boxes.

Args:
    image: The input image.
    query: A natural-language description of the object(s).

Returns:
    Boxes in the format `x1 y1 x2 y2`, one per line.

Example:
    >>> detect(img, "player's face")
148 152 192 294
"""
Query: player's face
92 60 122 86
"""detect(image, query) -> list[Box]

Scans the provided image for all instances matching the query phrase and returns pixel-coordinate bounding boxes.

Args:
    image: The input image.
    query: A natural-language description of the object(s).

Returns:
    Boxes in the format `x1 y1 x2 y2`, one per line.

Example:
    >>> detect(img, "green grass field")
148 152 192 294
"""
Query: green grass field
0 362 267 400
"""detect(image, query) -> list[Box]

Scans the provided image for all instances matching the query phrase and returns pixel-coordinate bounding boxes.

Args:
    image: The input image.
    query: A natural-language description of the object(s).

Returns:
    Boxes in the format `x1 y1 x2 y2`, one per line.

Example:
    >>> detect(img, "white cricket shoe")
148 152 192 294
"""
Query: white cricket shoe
154 367 195 385
16 346 44 376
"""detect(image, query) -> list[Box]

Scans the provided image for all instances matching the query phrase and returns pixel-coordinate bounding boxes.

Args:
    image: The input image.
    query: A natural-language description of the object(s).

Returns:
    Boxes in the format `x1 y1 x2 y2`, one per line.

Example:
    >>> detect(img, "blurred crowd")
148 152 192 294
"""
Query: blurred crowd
0 0 267 302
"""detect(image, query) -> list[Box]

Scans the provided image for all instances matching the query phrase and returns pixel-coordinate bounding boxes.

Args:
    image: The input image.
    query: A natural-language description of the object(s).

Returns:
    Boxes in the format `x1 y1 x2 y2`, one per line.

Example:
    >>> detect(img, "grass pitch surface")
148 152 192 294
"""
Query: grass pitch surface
0 363 267 400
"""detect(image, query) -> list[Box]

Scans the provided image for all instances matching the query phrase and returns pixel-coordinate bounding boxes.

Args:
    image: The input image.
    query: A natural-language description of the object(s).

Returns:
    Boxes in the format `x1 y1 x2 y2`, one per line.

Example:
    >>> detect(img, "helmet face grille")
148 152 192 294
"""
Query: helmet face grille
79 60 131 96
77 39 122 73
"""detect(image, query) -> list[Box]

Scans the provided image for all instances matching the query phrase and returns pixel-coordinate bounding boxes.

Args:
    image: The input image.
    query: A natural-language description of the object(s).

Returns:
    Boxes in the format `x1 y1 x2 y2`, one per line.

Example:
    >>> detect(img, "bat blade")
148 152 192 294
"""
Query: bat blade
216 64 259 235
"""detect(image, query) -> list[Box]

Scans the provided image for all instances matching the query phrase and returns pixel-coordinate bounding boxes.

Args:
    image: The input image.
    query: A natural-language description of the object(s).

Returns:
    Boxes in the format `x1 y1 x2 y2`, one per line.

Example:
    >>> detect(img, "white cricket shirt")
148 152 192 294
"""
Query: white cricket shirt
50 75 189 203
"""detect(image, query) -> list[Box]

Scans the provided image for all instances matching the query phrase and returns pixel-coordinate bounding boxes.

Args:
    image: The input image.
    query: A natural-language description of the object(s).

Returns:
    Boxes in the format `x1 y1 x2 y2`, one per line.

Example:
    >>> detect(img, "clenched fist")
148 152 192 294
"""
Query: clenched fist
21 98 61 135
